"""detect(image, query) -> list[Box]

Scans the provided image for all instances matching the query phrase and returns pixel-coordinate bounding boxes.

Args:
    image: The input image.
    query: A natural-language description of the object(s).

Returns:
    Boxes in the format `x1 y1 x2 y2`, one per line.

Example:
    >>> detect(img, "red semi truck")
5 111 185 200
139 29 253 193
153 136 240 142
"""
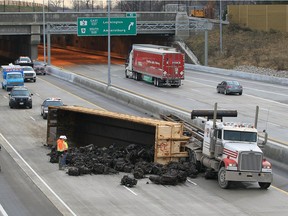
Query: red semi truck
125 44 185 87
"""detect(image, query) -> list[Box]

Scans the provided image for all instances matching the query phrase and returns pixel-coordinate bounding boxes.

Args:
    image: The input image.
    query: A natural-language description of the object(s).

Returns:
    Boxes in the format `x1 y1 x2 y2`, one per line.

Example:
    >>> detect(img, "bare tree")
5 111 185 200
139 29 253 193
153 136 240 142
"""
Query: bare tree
115 0 163 12
48 0 62 12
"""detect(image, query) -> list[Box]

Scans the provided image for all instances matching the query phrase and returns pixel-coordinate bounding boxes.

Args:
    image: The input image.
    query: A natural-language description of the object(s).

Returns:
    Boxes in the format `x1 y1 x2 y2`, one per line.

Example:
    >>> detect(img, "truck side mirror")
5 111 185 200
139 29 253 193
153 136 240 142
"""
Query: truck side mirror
262 130 268 145
258 130 268 149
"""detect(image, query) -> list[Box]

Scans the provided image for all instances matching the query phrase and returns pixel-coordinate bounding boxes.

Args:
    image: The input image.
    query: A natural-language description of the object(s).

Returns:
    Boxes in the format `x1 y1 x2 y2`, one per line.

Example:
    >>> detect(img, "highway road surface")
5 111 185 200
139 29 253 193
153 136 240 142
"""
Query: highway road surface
0 47 287 215
41 46 288 144
0 68 287 216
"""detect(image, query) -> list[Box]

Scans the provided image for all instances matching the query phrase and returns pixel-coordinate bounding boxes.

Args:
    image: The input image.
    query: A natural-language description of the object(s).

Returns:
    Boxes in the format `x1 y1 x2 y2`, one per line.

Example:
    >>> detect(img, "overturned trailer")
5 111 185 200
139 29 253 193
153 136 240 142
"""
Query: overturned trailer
46 106 189 165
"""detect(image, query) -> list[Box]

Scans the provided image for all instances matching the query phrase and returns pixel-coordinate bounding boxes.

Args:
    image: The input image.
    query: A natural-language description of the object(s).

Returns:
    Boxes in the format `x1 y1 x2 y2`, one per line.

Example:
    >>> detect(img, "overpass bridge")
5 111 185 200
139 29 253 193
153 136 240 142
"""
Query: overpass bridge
0 12 212 62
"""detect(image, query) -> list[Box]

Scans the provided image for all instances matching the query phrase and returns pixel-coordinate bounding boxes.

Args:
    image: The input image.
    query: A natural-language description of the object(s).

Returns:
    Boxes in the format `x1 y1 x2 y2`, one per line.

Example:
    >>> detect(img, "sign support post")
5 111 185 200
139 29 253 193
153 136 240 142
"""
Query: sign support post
108 0 111 86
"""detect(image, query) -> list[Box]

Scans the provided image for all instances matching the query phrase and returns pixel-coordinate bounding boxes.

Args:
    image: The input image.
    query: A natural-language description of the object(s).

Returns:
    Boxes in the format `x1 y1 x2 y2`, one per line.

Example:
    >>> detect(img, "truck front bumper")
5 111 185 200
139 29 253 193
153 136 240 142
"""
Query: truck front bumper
225 170 273 183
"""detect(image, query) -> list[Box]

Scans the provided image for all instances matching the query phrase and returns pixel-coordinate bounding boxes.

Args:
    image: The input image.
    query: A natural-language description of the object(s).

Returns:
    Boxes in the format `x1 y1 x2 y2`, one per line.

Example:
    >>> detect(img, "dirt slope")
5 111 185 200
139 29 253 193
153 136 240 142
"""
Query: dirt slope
185 24 288 72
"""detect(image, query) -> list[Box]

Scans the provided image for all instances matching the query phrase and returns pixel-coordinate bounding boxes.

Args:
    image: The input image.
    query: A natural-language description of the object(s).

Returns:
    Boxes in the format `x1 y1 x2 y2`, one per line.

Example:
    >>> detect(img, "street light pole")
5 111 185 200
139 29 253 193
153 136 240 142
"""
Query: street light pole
43 0 46 64
219 0 223 53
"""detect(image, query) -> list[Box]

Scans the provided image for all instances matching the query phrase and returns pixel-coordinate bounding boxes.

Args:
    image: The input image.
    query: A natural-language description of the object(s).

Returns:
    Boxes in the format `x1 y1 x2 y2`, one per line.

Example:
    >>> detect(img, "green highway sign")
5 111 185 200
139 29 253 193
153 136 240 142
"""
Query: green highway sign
77 17 137 36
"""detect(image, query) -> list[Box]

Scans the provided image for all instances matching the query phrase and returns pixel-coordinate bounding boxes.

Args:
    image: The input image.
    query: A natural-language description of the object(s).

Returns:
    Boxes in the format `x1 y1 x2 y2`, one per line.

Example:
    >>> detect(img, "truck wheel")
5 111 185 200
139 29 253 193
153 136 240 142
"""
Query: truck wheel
125 70 128 78
136 73 142 81
154 78 159 87
258 182 271 189
188 149 202 171
205 170 217 179
218 167 230 189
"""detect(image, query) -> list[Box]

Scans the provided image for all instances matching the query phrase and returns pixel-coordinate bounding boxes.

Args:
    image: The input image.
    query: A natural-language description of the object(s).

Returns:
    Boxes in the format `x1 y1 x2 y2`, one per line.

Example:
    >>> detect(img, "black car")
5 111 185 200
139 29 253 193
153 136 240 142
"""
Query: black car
217 80 243 95
9 86 33 109
33 61 46 75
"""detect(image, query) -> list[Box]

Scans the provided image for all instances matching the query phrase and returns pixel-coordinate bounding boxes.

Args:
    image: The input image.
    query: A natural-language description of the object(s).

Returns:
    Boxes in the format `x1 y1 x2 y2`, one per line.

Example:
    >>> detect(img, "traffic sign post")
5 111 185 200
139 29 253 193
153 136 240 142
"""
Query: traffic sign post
77 17 137 36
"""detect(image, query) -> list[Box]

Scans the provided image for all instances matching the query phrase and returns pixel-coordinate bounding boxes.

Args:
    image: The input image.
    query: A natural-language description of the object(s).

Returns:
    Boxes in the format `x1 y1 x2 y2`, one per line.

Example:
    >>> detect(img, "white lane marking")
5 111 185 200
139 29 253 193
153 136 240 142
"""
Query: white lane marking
0 204 8 216
244 87 288 97
0 133 77 216
38 78 104 110
34 92 40 97
30 116 35 121
185 79 288 108
123 186 138 196
247 94 288 108
187 77 288 97
187 179 197 186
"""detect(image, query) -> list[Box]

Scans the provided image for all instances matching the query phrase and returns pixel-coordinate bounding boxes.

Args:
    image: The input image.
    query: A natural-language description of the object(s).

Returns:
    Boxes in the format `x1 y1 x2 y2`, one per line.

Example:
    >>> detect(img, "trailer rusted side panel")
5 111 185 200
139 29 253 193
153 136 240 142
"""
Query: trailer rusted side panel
46 106 189 164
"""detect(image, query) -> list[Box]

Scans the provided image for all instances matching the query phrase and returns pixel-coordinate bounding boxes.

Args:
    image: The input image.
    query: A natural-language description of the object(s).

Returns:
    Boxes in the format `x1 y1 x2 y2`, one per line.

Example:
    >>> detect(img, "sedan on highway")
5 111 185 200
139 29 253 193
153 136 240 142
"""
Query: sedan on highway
217 80 243 95
41 98 64 119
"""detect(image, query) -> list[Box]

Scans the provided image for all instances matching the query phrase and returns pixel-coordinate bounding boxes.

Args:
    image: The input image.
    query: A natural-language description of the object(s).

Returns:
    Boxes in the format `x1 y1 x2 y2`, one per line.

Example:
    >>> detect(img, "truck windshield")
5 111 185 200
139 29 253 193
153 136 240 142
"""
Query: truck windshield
223 130 257 142
8 74 22 79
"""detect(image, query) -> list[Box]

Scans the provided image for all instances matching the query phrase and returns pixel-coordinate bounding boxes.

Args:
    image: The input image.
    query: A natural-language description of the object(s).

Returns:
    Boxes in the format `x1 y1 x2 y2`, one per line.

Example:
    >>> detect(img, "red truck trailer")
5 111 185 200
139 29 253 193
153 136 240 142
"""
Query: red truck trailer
125 44 185 87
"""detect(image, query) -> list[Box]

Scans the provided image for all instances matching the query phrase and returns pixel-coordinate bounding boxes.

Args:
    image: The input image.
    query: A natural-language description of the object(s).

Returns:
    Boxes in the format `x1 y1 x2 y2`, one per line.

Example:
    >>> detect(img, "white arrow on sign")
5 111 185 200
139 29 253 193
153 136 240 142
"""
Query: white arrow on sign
128 22 134 30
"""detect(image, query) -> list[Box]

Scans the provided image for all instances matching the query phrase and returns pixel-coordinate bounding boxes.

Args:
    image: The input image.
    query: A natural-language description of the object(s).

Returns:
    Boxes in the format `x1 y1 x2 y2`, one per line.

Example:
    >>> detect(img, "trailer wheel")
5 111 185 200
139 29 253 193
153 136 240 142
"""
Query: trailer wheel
125 70 128 78
258 182 271 189
218 167 230 189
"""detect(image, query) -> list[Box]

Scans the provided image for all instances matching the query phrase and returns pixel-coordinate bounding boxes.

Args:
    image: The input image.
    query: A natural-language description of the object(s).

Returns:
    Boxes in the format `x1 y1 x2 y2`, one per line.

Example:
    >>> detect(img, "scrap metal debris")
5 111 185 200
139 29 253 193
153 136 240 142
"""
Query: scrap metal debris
48 143 198 186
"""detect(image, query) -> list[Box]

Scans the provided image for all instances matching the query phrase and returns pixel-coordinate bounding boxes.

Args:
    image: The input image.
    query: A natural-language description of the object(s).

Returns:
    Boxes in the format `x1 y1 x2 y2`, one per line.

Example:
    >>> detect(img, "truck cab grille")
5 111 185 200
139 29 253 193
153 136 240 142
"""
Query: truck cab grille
239 151 262 172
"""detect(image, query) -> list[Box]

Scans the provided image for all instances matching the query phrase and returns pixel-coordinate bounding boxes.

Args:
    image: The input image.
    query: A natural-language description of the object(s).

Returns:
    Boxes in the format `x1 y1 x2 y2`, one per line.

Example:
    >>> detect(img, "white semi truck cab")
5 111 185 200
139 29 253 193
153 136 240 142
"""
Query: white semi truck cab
187 104 273 189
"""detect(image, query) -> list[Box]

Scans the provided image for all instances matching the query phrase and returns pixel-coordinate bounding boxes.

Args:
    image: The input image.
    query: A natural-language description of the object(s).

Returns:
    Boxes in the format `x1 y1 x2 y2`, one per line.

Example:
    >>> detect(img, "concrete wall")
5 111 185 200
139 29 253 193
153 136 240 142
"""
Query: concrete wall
228 5 288 32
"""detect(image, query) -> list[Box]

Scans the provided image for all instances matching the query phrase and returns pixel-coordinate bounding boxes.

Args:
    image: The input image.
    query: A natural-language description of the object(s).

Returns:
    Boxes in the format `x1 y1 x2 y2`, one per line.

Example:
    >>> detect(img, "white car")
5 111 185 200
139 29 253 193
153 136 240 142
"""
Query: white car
22 66 36 82
41 98 64 119
15 56 33 67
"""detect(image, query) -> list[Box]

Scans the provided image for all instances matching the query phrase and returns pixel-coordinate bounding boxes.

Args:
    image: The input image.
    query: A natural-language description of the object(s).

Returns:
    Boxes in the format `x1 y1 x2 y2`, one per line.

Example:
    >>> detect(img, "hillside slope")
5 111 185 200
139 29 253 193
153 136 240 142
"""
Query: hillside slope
185 24 288 78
